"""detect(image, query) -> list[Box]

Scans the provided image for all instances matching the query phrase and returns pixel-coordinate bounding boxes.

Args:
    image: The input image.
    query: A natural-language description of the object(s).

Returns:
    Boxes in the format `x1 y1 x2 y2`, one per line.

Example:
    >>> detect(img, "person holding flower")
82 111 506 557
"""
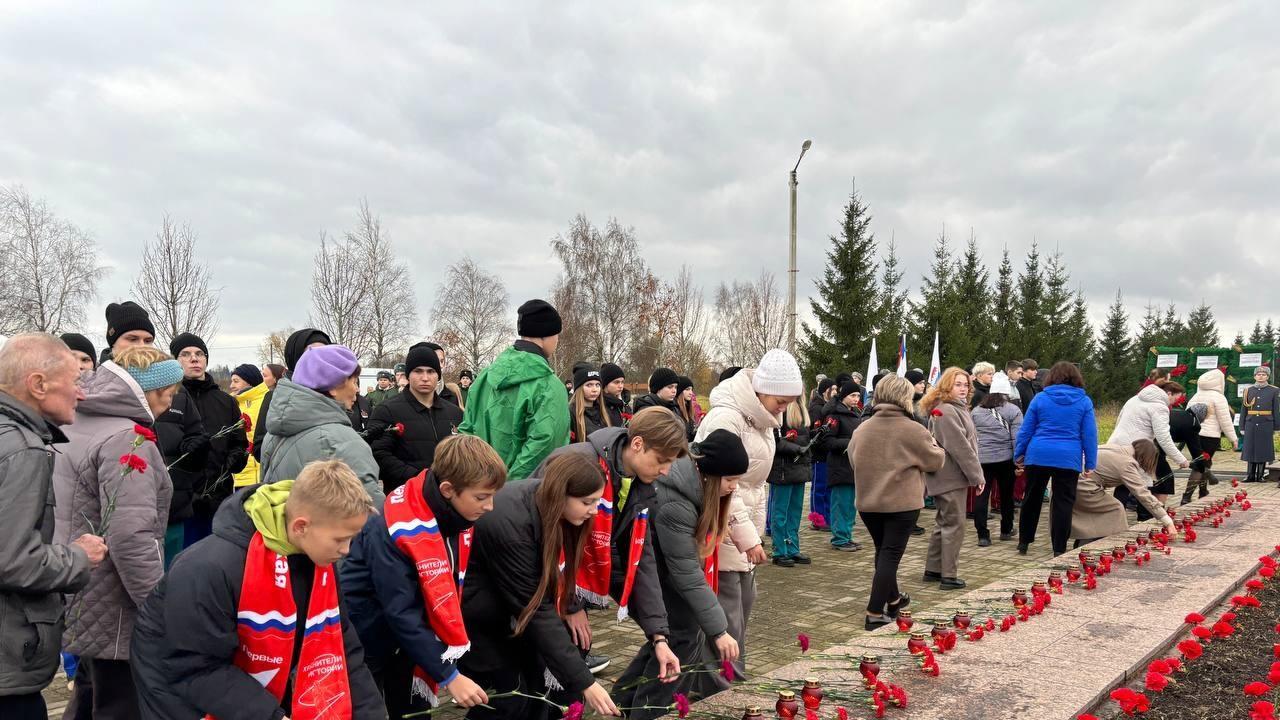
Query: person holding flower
368 343 464 495
52 345 180 718
230 364 268 489
767 398 813 565
918 367 985 589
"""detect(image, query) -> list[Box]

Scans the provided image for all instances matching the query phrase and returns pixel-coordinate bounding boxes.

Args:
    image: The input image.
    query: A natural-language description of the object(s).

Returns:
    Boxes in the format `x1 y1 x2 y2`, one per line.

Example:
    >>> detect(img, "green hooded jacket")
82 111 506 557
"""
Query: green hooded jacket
458 345 569 480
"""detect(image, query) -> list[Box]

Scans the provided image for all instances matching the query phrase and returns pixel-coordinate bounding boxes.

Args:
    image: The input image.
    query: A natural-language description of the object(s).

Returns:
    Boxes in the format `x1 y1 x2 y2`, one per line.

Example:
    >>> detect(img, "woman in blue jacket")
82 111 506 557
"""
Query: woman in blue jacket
1013 361 1098 557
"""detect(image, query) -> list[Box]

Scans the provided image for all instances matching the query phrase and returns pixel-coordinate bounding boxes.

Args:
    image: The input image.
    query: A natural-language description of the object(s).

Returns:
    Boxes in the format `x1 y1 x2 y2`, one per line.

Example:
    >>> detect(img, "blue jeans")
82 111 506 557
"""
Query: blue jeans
810 462 830 526
768 483 805 557
830 485 857 546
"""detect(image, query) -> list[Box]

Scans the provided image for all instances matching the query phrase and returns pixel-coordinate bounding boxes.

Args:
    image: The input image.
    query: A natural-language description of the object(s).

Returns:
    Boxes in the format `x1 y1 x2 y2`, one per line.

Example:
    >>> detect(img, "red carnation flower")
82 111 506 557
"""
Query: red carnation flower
1265 567 1277 579
1145 671 1171 692
930 408 943 417
1148 659 1172 675
1079 716 1100 720
393 422 406 435
119 453 148 473
1178 639 1204 659
1164 657 1182 673
720 659 736 682
1213 621 1236 638
785 428 799 441
673 693 691 718
133 424 157 442
240 413 252 434
1246 682 1272 697
1251 701 1276 720
837 710 850 720
1185 612 1206 624
798 633 810 653
563 701 585 720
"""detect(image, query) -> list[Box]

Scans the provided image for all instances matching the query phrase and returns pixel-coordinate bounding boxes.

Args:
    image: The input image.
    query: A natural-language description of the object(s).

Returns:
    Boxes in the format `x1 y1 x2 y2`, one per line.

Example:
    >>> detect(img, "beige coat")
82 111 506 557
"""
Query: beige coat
925 400 985 496
1071 444 1169 539
695 370 779 573
1189 369 1238 445
851 404 946 512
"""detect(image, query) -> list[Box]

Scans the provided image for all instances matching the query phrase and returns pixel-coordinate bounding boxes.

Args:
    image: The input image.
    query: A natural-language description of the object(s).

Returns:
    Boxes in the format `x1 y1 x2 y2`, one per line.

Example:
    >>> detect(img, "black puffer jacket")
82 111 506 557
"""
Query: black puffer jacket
182 375 249 520
347 393 371 434
580 405 609 442
768 418 812 485
155 390 208 523
820 400 863 487
632 393 680 418
533 428 669 638
129 487 381 720
604 393 630 427
366 391 463 494
461 480 595 694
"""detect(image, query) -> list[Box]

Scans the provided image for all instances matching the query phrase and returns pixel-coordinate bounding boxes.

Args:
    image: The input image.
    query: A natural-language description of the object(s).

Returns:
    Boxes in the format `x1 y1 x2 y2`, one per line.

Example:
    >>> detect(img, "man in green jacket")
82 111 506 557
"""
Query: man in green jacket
458 299 570 480
367 370 397 409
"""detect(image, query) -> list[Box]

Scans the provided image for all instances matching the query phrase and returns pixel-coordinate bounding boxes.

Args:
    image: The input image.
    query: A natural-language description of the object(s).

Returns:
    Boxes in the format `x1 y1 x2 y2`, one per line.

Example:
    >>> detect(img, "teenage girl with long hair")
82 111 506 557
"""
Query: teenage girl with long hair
570 366 611 443
613 429 749 719
460 453 618 718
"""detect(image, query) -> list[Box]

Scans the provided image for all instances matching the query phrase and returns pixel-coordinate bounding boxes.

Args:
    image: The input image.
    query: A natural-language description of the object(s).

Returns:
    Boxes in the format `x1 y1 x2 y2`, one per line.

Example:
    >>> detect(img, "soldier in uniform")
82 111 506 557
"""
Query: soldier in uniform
1241 365 1280 482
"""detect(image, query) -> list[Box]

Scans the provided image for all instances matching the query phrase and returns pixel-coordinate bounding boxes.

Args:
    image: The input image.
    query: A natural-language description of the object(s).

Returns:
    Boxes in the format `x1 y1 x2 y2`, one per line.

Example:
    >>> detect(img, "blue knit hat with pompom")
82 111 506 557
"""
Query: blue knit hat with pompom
122 359 183 391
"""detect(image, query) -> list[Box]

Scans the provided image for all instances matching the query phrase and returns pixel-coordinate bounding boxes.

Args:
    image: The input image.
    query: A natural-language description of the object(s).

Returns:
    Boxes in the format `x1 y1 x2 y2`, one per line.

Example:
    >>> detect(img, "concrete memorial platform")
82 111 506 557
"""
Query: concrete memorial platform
698 478 1280 719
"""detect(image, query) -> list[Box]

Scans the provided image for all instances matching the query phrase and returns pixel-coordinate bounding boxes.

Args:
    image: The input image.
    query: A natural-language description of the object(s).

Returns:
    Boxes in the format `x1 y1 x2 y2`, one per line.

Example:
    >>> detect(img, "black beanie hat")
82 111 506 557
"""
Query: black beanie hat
834 372 853 387
232 363 263 387
837 381 861 402
459 369 474 380
718 366 743 384
104 301 155 348
905 369 926 386
169 332 208 359
691 429 750 477
517 299 562 338
817 377 835 396
600 363 625 387
649 367 680 394
405 341 443 376
676 375 694 396
60 333 97 368
284 328 332 371
573 366 601 391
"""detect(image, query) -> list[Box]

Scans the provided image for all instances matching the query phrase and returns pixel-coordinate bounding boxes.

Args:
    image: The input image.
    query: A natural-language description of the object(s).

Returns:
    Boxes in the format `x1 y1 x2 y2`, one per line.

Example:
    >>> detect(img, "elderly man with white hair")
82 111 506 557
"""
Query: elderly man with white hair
0 334 107 719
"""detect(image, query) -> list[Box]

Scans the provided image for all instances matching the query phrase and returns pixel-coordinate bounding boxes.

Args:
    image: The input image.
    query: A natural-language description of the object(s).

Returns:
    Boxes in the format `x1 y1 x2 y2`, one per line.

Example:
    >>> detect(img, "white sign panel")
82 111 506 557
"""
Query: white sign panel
1239 385 1249 398
1196 355 1219 370
1156 354 1179 368
1240 353 1263 368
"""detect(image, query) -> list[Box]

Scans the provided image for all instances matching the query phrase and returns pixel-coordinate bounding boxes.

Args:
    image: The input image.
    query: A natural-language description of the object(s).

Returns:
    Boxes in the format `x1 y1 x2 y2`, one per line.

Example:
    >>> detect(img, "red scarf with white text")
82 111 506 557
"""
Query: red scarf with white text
576 454 647 621
210 533 351 720
384 472 472 705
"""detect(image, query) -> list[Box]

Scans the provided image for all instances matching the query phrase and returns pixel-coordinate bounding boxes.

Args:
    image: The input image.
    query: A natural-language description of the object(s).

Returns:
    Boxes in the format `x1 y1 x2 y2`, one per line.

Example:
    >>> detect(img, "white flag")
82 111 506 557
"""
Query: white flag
866 338 879 390
895 334 908 377
927 330 942 386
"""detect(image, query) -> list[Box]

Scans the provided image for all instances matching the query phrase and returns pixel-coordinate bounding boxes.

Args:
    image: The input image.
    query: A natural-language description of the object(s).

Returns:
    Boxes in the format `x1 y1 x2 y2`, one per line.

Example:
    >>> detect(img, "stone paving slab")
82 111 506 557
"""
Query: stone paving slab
694 480 1280 720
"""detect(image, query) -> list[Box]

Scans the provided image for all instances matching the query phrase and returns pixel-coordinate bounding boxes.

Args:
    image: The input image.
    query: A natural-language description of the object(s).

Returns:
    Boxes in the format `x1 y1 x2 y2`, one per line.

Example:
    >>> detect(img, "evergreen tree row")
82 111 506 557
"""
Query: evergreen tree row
800 184 1227 406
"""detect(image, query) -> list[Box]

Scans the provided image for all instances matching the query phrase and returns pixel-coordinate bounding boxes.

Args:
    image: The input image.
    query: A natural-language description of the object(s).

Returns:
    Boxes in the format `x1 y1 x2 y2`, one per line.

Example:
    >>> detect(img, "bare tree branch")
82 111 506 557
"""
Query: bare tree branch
257 327 295 365
309 231 371 357
714 271 787 367
345 199 417 363
131 213 221 346
0 184 109 335
432 256 512 374
661 265 711 373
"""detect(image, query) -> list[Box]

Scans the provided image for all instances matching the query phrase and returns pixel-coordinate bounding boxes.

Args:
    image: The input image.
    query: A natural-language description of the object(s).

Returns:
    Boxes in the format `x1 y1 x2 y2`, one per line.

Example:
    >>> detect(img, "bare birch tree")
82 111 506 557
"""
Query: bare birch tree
662 265 711 373
713 271 788 367
257 328 294 365
432 256 512 373
0 185 108 335
550 215 652 365
345 199 417 363
309 231 371 358
131 213 221 346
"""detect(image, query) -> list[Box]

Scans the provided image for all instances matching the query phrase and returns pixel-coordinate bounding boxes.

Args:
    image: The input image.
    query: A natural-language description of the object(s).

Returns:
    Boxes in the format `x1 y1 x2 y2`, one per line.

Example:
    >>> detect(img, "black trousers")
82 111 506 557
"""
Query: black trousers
0 692 47 720
1020 466 1078 556
974 460 1017 539
372 650 431 719
859 509 920 614
64 658 139 720
463 655 558 720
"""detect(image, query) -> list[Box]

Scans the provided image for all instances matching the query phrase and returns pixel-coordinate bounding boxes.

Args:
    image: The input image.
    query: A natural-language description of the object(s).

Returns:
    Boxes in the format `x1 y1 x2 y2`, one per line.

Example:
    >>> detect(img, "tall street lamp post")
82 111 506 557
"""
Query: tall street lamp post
788 139 812 354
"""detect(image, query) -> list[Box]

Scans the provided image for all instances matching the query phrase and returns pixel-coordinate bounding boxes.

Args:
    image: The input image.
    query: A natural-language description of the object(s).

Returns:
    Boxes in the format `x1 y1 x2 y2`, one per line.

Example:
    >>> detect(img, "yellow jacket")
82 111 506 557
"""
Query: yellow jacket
233 382 270 487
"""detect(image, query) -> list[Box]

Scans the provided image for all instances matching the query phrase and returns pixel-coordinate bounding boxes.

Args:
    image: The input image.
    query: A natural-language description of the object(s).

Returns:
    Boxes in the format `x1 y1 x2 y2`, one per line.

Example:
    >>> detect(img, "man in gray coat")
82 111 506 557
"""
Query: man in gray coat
0 334 107 719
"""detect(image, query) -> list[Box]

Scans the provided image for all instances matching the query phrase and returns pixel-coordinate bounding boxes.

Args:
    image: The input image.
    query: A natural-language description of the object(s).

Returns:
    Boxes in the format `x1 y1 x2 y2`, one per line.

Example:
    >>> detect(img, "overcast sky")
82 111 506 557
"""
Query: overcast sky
2 2 1277 368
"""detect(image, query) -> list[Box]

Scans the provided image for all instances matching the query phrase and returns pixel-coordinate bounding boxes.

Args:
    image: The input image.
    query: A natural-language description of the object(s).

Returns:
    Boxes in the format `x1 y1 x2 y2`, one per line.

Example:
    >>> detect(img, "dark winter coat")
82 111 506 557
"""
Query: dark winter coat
181 375 249 520
341 471 471 684
632 393 680 419
367 391 463 494
581 405 609 442
604 393 630 428
460 480 595 695
651 458 727 639
436 383 459 409
970 380 991 410
768 418 812 485
129 487 381 720
820 399 863 487
808 395 829 427
533 428 670 638
1015 377 1038 412
0 391 89 696
347 392 371 434
155 389 208 523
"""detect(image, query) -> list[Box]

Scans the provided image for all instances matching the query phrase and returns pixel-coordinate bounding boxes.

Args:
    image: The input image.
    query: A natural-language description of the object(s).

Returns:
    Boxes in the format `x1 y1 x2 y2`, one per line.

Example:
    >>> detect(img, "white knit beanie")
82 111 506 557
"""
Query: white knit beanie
751 348 804 397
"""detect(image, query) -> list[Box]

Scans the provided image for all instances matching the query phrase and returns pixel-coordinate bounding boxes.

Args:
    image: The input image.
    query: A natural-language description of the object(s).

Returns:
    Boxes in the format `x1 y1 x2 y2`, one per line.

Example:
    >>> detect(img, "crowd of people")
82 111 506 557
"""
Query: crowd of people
0 295 1275 719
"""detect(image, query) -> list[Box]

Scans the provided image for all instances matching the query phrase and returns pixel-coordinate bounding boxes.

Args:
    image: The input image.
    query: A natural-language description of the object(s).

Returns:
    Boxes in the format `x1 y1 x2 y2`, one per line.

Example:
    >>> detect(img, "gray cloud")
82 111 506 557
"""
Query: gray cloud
1 1 1277 366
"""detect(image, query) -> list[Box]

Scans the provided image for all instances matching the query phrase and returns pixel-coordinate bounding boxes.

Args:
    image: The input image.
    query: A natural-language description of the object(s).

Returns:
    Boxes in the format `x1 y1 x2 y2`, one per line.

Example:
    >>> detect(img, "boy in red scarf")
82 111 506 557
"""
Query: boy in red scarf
532 407 688 682
340 435 507 719
130 460 381 720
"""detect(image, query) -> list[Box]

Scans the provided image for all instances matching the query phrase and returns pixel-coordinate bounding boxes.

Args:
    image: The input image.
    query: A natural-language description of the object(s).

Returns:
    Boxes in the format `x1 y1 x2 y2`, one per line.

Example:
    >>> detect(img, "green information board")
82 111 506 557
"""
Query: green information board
1142 343 1275 412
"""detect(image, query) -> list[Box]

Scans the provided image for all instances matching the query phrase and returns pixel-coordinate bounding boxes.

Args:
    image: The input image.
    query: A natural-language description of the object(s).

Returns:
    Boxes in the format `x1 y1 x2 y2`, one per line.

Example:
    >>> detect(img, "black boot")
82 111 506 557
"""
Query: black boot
1180 471 1200 505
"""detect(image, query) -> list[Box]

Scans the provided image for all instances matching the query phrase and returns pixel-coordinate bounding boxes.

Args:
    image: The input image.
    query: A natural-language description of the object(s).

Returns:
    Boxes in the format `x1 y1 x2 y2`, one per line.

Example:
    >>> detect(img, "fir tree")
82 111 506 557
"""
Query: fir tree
1162 305 1188 347
1133 303 1164 371
1066 289 1094 362
874 236 908 369
1233 330 1246 347
990 247 1017 362
1016 241 1047 360
1250 319 1265 344
908 229 962 367
1093 290 1134 403
946 231 992 369
1039 250 1074 364
1184 301 1219 347
1264 319 1276 346
799 188 879 376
